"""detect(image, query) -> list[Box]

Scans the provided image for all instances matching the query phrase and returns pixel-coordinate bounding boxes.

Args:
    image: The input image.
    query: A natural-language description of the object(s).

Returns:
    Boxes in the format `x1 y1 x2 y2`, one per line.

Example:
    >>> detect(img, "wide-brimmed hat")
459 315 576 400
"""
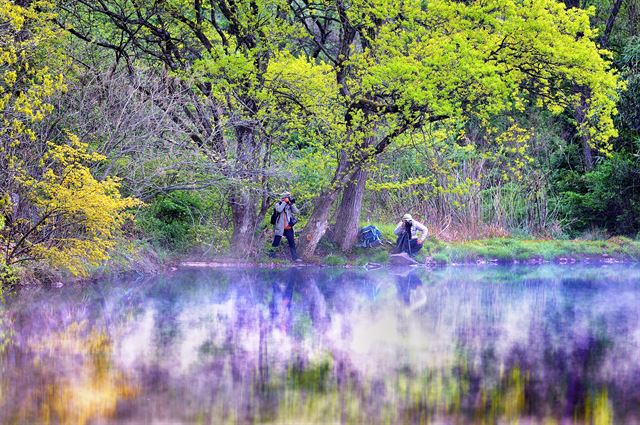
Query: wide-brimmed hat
402 213 413 221
280 191 291 198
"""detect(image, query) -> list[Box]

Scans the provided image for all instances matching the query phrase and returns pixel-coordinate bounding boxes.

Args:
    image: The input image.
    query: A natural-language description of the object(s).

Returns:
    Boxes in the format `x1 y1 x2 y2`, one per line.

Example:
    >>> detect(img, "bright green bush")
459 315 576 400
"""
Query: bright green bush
136 191 230 254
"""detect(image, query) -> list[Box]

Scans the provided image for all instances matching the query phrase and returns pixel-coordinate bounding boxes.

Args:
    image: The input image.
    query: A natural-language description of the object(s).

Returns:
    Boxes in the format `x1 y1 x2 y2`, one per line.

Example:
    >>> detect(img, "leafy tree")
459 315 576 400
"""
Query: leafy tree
59 0 621 257
58 0 301 255
554 150 640 235
552 36 640 236
277 0 620 255
0 0 139 277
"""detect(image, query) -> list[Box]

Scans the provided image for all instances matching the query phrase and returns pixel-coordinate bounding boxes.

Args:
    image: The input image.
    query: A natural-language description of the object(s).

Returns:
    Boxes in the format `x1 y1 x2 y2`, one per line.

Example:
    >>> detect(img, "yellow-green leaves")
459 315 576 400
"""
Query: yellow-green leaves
282 0 619 193
26 135 141 276
0 1 140 276
263 52 342 135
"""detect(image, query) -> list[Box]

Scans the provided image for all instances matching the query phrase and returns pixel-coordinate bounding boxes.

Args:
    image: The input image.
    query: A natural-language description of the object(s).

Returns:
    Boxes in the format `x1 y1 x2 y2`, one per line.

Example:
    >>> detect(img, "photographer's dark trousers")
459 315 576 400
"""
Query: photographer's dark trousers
272 228 299 260
396 235 423 256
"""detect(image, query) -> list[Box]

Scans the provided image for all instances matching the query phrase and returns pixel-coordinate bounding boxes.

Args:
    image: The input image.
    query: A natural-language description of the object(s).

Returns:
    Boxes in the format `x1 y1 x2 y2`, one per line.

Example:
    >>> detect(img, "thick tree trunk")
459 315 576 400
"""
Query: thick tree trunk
229 123 261 256
230 188 259 257
580 133 594 171
297 190 341 259
332 166 368 251
297 150 357 259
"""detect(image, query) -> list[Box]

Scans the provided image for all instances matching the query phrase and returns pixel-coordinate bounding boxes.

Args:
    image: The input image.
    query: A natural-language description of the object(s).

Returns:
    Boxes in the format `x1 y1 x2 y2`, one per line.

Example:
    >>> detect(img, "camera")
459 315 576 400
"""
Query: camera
289 197 295 204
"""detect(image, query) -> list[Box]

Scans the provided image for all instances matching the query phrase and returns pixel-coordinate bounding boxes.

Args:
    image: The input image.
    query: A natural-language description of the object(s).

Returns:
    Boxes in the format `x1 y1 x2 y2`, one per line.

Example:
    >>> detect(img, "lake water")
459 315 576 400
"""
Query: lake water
1 265 639 424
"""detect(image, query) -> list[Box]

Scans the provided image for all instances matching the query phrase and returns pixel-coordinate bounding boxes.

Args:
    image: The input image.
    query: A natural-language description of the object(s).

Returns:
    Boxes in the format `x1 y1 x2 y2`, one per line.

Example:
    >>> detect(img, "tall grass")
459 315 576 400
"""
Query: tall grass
427 237 640 264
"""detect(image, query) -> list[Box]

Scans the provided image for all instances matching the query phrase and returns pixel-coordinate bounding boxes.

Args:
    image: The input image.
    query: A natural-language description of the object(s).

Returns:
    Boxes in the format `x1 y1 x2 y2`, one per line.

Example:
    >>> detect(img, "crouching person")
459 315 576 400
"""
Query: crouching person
270 192 301 262
394 213 428 256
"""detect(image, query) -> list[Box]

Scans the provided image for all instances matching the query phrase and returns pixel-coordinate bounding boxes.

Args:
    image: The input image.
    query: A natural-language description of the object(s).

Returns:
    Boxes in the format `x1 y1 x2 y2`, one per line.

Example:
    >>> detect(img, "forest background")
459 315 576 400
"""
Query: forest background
1 0 639 282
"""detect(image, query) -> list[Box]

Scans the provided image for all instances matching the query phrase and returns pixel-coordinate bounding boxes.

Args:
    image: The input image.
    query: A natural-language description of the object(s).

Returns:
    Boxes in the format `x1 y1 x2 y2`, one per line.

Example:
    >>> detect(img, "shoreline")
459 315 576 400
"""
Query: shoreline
175 236 640 270
5 236 640 287
176 252 639 270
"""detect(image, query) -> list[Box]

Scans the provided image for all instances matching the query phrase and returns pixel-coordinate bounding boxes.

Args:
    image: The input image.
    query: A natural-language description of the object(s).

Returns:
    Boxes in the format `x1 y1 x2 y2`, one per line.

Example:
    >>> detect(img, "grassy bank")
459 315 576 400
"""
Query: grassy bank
318 234 640 267
425 236 640 265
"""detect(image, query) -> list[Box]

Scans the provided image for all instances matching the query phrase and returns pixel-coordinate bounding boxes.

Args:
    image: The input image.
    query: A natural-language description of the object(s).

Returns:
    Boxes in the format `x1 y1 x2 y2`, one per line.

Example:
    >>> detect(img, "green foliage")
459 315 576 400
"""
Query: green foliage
323 254 348 266
427 237 640 263
137 191 230 254
352 246 390 265
547 33 640 239
371 222 401 243
370 249 391 264
555 151 640 236
431 252 450 264
619 37 640 134
350 226 590 266
422 237 447 256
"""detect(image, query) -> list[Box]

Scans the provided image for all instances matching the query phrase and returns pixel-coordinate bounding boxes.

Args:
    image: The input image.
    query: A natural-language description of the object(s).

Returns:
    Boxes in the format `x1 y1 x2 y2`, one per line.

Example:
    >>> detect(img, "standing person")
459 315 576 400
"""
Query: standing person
270 192 301 261
394 213 428 256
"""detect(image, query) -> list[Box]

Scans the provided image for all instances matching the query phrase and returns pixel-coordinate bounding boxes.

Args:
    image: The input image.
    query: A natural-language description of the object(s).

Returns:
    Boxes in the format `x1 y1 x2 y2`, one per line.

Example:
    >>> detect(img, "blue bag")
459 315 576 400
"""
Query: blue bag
357 225 383 248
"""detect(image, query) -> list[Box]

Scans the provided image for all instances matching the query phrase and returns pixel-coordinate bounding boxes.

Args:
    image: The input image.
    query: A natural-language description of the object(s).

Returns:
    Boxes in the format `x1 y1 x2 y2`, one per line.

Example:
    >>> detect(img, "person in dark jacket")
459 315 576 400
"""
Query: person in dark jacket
394 213 428 256
270 192 301 261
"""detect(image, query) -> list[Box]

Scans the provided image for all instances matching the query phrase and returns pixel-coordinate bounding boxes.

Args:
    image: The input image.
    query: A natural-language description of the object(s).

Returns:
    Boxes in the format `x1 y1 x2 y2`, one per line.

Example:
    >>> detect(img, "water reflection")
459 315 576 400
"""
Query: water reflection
1 265 639 424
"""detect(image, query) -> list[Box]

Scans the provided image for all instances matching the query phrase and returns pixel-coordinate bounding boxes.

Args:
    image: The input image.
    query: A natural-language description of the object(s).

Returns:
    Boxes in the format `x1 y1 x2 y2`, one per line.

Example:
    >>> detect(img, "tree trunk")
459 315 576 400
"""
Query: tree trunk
230 188 259 257
574 86 594 171
229 123 261 256
600 0 624 48
580 132 594 171
297 189 341 259
332 166 368 251
297 150 358 258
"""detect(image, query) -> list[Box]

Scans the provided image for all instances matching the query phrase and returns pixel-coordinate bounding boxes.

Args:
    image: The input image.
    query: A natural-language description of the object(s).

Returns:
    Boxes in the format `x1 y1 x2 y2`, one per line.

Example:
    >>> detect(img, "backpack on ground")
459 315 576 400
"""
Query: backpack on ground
357 225 383 248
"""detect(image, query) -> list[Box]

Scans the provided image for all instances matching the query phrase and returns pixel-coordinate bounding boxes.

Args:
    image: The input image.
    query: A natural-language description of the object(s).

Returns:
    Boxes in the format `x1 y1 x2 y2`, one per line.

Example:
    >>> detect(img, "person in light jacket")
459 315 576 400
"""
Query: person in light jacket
271 192 301 261
394 213 428 256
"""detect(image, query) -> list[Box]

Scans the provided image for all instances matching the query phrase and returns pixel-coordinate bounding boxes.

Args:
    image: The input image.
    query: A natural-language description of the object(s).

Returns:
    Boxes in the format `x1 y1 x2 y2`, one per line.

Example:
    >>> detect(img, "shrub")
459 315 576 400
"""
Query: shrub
323 254 347 266
555 152 640 237
137 191 229 254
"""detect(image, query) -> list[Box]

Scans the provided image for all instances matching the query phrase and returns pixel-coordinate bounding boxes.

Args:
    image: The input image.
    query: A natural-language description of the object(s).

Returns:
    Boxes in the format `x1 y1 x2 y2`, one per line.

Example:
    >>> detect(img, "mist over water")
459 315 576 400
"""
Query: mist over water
1 265 639 424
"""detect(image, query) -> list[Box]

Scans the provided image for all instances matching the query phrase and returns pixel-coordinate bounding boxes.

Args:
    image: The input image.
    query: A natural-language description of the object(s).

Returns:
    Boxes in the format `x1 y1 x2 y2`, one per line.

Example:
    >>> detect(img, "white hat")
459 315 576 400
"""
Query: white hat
402 213 413 221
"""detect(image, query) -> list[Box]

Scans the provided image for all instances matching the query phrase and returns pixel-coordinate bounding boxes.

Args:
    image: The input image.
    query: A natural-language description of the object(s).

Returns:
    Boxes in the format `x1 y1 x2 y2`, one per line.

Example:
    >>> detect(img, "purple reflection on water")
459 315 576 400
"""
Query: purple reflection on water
1 265 640 424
